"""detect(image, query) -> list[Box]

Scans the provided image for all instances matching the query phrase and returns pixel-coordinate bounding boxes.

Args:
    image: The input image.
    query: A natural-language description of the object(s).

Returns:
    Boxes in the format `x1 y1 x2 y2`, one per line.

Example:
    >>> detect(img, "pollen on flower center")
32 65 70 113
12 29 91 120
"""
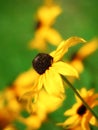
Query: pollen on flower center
32 53 53 74
77 104 87 116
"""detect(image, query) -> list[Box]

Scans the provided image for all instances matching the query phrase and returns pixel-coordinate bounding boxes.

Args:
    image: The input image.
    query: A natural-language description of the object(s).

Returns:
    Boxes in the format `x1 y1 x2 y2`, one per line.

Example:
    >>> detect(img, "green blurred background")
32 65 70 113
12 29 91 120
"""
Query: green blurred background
0 0 98 129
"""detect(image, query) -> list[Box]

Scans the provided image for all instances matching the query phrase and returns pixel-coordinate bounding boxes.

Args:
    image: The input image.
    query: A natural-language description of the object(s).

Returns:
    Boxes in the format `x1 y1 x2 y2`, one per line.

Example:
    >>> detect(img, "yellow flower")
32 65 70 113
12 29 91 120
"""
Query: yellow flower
13 68 37 97
19 114 43 130
29 4 62 50
58 88 98 130
0 70 39 129
28 37 85 97
70 38 98 74
36 4 62 26
19 89 65 129
12 68 40 112
4 87 22 115
0 91 20 130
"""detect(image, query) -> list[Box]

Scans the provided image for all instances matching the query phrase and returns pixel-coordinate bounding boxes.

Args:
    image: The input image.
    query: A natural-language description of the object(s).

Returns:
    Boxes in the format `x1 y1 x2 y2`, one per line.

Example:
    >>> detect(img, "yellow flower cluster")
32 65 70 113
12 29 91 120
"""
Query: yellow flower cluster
0 0 98 130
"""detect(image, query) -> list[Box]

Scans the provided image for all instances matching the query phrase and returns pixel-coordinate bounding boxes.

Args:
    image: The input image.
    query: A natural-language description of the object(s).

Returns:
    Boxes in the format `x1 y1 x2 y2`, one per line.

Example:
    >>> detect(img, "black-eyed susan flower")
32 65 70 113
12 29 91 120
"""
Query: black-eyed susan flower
29 3 62 50
70 38 98 74
58 88 98 130
28 37 85 98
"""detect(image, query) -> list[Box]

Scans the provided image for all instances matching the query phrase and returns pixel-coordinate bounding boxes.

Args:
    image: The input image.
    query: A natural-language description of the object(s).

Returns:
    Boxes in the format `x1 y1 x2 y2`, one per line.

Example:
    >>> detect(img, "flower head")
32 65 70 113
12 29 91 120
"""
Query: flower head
29 3 62 50
29 37 85 98
58 88 98 130
36 4 62 26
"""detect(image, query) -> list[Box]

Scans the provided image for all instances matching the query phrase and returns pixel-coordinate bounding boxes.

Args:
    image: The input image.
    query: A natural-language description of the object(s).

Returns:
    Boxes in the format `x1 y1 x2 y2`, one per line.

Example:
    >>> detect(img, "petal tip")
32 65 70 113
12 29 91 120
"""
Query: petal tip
71 36 86 43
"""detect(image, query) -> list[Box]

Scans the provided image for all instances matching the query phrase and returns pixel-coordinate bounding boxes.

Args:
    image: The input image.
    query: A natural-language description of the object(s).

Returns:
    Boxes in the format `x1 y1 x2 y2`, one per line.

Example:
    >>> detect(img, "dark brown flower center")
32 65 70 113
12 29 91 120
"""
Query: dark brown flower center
77 104 87 116
32 53 53 74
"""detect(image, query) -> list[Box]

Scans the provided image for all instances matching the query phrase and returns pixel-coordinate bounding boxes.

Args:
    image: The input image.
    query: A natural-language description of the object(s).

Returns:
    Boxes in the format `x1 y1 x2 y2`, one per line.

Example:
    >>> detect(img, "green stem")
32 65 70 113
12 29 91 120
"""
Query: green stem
61 75 98 120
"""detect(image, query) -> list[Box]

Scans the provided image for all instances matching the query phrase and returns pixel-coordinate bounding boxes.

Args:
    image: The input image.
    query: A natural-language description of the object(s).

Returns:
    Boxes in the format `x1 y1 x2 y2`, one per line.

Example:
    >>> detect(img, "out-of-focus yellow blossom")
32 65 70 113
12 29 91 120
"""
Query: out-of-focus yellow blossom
13 69 36 98
0 108 13 129
0 91 19 130
29 3 62 50
4 87 22 115
58 88 98 130
0 69 38 130
12 68 39 112
19 89 65 130
36 4 61 26
26 37 85 100
70 38 98 74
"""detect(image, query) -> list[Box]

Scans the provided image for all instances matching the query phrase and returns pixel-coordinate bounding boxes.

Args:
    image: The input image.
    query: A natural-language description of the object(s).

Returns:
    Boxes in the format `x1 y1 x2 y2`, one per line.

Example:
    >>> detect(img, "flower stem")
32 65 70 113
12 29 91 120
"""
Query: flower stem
61 75 98 120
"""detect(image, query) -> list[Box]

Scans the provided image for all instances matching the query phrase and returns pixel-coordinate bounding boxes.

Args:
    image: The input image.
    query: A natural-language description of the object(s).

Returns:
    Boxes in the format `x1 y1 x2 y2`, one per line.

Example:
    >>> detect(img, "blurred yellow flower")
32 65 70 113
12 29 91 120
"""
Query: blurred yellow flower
58 88 98 130
19 89 65 129
0 69 39 129
0 91 20 130
13 69 36 97
11 69 39 112
4 87 22 115
30 37 85 98
29 3 62 50
70 38 98 74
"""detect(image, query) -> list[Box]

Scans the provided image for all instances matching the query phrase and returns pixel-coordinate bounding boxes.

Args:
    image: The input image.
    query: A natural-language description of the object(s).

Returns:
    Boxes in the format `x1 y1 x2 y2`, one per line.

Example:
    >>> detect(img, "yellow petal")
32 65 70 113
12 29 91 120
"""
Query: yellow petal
90 116 98 126
46 28 62 45
50 37 86 62
70 60 84 74
29 28 47 50
13 68 39 88
37 75 44 90
76 38 98 60
75 88 87 102
81 114 91 130
19 115 42 129
52 61 79 78
37 89 64 113
43 68 64 97
64 103 79 116
37 5 62 25
63 115 79 126
13 69 39 97
19 89 38 112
